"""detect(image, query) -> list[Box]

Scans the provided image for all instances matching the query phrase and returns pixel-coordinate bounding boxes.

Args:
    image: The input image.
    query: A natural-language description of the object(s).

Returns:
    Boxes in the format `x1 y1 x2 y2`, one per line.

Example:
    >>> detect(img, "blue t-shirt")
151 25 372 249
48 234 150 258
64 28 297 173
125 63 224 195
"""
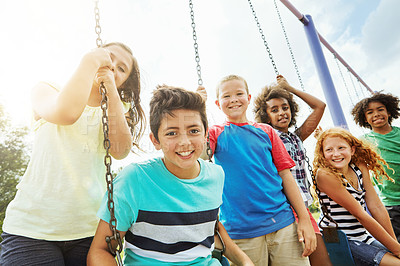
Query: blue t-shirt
97 157 224 265
209 121 296 239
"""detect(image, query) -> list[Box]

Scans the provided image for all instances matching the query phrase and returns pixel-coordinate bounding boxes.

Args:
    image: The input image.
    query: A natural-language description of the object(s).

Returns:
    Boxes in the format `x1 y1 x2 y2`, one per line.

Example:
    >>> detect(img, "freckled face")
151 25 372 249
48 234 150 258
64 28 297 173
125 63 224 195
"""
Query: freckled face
322 136 355 172
150 109 206 179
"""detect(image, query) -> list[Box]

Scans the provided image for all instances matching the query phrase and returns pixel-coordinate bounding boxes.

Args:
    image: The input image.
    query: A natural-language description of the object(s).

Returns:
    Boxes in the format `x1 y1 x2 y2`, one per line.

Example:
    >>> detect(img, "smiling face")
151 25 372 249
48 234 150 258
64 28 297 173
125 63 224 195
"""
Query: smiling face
150 109 206 179
216 79 251 123
322 136 355 172
265 97 291 132
364 101 391 132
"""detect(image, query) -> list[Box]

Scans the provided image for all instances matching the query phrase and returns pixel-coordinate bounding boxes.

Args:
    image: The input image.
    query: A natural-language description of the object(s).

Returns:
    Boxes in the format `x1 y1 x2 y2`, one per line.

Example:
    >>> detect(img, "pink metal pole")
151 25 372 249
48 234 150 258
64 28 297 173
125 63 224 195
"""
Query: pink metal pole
279 0 375 95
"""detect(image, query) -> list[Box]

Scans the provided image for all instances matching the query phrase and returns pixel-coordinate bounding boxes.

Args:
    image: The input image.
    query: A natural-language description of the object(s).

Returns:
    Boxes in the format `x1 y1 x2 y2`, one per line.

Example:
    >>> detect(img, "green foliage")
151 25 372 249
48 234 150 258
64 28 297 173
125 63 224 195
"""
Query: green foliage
308 200 320 214
308 199 321 221
0 104 30 238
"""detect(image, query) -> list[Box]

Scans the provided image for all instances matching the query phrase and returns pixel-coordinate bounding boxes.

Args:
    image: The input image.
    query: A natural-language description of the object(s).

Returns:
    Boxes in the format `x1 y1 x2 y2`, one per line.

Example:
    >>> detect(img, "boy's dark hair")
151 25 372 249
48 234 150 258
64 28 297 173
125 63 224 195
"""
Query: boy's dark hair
351 92 400 129
253 85 299 128
150 85 208 141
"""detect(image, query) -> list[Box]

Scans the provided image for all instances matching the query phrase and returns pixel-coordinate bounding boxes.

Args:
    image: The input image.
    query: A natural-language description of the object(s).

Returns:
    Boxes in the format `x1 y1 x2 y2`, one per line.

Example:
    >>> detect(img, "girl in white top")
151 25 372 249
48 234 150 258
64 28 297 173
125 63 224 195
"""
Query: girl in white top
0 42 145 266
313 127 400 265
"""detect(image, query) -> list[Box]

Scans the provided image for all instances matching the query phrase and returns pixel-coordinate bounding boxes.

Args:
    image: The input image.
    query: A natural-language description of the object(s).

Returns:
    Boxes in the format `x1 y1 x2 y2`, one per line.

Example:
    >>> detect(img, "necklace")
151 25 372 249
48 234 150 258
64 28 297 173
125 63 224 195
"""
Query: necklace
344 166 361 191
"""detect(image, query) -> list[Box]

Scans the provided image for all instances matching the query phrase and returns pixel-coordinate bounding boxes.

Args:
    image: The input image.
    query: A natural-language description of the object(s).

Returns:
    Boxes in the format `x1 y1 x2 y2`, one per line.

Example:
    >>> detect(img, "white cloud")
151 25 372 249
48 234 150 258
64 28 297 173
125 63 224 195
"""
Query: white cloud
362 0 400 68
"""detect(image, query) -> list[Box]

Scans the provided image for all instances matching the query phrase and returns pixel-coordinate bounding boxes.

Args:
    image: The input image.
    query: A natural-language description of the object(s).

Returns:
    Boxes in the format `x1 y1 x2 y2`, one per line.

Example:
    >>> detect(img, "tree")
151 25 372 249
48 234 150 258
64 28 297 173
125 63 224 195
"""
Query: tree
0 104 30 237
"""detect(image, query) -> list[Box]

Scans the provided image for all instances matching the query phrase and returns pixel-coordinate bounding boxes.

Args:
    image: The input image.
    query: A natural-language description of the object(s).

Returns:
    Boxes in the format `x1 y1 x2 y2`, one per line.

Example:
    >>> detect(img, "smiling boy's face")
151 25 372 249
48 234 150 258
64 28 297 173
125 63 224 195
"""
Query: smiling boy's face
215 79 251 123
365 101 390 131
150 109 206 179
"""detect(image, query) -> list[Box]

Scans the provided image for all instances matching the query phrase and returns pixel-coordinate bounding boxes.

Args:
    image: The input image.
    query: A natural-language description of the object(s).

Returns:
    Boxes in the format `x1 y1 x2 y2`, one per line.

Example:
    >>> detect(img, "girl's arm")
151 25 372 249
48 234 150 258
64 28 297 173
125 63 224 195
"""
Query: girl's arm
279 168 317 257
360 163 397 240
87 219 126 266
216 222 254 265
31 48 112 125
277 76 326 141
317 168 400 256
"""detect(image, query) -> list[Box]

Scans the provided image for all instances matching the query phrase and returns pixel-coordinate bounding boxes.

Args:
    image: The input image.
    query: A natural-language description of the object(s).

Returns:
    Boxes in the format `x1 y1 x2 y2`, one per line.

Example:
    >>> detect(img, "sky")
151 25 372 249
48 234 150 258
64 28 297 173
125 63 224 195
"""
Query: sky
1 0 399 167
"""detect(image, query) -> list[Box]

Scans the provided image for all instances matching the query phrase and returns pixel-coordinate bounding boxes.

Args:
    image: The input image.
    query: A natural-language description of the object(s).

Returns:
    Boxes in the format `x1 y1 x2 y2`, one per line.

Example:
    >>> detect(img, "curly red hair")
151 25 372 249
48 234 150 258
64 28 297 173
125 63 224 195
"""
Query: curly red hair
313 127 393 186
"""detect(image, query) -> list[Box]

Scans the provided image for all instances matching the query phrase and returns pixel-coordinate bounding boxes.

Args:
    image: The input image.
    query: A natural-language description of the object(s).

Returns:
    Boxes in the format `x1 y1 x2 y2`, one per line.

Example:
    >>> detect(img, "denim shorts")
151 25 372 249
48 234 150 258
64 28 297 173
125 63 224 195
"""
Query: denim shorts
348 239 389 266
0 232 93 266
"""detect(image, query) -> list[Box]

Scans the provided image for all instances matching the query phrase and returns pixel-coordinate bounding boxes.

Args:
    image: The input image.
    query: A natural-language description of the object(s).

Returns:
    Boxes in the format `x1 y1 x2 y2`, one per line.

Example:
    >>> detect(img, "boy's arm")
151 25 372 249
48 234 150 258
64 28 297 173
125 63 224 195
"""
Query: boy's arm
216 222 254 266
279 168 316 257
196 85 213 161
277 75 326 141
87 219 127 266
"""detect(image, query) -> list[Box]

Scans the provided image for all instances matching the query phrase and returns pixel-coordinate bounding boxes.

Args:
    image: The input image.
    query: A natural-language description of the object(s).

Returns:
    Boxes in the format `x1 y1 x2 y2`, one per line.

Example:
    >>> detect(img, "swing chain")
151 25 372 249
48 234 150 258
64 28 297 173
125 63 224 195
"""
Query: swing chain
334 55 354 106
273 0 305 92
94 1 123 263
206 134 213 163
247 0 279 76
189 0 203 86
188 0 213 162
99 81 124 263
94 0 103 47
304 144 338 228
348 71 361 99
290 125 337 227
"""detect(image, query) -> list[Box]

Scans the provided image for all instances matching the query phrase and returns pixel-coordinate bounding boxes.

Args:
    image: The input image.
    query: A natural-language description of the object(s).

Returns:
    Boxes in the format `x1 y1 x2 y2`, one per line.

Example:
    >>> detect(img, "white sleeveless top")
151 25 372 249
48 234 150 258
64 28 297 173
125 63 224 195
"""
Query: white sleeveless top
3 85 108 240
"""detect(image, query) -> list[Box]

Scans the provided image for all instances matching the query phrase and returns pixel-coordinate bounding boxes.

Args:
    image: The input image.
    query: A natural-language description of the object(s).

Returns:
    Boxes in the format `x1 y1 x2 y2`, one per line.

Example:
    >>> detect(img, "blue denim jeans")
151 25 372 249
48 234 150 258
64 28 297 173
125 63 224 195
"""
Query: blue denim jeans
349 239 389 266
0 232 93 266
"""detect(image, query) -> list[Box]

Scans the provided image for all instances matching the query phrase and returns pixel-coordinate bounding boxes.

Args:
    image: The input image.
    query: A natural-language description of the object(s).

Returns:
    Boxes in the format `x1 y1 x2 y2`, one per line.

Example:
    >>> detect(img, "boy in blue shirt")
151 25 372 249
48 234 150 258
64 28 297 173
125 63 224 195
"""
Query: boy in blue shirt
204 75 316 265
88 85 252 265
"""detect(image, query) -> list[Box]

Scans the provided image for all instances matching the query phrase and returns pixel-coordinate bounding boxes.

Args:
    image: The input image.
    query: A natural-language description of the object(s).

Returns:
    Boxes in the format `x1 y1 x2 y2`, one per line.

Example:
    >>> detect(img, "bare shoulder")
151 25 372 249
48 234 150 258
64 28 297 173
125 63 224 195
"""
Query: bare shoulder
316 168 334 179
356 162 368 173
316 168 341 187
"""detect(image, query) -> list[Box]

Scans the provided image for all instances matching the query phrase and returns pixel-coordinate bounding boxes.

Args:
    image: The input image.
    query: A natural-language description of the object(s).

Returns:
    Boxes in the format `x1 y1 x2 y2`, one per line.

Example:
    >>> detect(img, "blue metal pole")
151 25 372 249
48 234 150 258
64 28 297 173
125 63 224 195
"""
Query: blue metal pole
303 14 348 129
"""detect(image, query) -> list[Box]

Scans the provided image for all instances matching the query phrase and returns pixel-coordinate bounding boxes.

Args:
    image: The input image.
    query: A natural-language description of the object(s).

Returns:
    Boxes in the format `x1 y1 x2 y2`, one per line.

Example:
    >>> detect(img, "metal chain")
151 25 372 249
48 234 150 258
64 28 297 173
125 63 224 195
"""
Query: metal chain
247 0 279 76
348 70 361 100
99 85 123 265
188 0 213 163
306 144 338 228
189 0 203 86
271 0 335 228
334 55 354 106
273 0 305 91
358 79 368 98
94 0 103 47
206 134 213 163
94 1 123 264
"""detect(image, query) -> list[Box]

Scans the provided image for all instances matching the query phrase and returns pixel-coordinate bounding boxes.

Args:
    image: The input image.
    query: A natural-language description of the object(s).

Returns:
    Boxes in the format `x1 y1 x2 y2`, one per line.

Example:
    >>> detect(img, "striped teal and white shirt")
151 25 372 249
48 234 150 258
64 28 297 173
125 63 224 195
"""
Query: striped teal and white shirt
98 157 224 265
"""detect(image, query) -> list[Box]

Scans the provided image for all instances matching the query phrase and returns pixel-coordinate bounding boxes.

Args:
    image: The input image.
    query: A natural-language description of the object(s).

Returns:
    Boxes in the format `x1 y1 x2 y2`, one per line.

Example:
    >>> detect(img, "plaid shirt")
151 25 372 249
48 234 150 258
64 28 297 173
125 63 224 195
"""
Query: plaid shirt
276 130 313 206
